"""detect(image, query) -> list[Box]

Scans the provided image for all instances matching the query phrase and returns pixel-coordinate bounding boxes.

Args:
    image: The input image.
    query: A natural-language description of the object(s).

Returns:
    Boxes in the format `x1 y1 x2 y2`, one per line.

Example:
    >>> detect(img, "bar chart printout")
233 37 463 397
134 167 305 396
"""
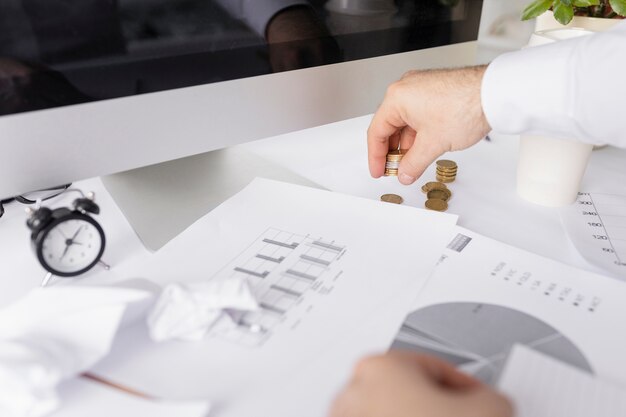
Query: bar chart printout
210 228 346 346
560 192 626 280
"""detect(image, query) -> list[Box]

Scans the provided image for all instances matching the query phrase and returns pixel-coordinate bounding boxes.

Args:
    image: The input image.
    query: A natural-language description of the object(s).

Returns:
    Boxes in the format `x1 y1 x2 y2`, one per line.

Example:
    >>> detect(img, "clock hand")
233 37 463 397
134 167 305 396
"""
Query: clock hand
60 225 87 260
60 243 71 260
70 225 83 241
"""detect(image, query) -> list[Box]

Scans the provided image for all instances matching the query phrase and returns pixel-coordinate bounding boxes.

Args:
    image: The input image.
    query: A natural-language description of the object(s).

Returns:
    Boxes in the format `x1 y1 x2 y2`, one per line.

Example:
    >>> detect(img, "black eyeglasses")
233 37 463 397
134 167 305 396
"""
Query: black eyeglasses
0 183 71 218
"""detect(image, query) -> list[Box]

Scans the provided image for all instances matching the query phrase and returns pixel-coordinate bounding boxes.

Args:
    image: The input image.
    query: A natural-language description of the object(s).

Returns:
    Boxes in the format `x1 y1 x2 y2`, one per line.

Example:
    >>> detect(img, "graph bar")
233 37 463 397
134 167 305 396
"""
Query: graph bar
270 284 302 298
259 302 286 315
263 238 299 249
234 267 269 278
312 240 344 252
256 254 285 263
300 254 331 266
285 269 317 281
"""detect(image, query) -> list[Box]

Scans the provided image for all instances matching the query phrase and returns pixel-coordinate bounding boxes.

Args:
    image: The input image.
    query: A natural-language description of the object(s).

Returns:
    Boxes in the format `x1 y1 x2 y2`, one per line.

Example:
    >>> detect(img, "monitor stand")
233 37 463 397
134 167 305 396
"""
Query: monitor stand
101 147 322 251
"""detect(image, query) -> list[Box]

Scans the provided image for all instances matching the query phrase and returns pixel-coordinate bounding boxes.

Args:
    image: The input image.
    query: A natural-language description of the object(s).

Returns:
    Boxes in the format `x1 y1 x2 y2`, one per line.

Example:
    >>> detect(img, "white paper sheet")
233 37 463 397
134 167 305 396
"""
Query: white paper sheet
0 286 153 417
560 192 626 280
498 345 626 417
146 278 258 342
391 226 626 390
90 178 458 416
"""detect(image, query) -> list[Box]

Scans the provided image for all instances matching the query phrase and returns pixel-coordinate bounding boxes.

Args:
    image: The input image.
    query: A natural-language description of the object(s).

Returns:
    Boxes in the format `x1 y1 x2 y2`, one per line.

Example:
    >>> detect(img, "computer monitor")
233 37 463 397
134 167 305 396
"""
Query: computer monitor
0 0 483 248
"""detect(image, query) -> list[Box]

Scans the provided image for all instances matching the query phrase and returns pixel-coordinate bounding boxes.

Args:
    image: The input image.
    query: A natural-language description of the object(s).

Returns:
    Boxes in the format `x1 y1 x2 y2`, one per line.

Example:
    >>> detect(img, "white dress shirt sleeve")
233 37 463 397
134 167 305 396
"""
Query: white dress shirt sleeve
214 0 309 38
481 20 626 148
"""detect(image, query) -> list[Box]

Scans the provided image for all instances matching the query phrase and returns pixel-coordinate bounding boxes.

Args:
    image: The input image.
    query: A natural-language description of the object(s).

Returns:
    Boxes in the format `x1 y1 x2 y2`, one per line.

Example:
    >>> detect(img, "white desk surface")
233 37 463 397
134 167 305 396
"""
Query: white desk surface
2 114 626 306
1 114 626 417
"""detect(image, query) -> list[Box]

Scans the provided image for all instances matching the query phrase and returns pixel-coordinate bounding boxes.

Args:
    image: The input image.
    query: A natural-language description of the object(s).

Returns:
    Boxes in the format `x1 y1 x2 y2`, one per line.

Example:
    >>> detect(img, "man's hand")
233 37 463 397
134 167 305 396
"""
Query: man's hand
328 352 513 417
367 66 491 184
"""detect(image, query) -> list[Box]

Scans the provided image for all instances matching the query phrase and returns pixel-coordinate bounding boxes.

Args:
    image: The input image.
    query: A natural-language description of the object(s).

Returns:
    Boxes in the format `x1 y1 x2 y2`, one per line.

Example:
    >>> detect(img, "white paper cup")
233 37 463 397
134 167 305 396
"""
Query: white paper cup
517 28 595 207
517 135 593 207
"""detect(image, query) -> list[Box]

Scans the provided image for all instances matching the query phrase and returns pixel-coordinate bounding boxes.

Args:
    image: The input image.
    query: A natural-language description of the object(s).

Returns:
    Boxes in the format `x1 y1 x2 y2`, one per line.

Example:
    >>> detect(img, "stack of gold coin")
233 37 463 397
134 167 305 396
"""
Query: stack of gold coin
421 181 452 212
436 160 458 183
384 150 406 176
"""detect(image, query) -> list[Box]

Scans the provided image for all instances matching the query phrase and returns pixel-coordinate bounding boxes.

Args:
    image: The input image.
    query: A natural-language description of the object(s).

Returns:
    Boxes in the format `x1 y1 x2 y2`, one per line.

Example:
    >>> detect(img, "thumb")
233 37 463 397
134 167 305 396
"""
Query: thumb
458 387 515 417
397 134 444 185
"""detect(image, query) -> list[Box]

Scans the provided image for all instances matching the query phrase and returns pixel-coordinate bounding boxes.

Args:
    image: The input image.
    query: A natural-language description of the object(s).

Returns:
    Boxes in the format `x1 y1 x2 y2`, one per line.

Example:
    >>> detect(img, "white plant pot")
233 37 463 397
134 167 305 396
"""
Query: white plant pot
535 10 621 32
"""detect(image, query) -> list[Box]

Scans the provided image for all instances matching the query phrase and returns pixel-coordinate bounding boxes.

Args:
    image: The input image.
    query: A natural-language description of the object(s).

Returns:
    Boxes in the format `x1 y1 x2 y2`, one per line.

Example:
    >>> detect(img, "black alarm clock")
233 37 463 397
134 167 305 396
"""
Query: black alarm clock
26 191 109 286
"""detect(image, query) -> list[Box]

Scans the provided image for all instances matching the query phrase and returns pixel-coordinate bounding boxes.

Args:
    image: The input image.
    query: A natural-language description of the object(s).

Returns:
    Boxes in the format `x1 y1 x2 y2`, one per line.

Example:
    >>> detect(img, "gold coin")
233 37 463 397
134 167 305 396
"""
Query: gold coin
436 170 457 176
436 159 457 169
436 167 457 173
387 149 408 157
386 150 407 163
425 198 448 211
384 169 398 176
435 168 457 175
427 189 451 202
435 173 457 179
436 175 455 183
421 181 447 193
380 194 404 204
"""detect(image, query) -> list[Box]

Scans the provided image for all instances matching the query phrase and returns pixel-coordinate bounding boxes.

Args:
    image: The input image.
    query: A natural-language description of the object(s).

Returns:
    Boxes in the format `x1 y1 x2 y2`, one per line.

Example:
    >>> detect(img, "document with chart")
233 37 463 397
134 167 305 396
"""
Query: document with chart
392 226 626 391
497 345 626 417
89 178 458 415
560 192 626 280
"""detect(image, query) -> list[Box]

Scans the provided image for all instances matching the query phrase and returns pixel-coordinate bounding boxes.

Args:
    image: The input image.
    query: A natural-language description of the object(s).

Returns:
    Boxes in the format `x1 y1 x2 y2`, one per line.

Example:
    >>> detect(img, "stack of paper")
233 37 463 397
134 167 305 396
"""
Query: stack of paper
498 345 626 417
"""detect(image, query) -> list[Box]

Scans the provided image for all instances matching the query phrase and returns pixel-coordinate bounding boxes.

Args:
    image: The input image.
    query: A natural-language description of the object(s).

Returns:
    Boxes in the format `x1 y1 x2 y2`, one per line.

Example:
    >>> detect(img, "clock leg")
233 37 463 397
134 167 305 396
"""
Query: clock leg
41 272 53 287
98 260 111 270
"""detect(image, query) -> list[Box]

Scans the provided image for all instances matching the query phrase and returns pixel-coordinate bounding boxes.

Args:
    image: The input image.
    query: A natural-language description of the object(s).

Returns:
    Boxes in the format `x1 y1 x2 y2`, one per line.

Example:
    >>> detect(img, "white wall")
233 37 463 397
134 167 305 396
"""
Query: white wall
477 0 536 63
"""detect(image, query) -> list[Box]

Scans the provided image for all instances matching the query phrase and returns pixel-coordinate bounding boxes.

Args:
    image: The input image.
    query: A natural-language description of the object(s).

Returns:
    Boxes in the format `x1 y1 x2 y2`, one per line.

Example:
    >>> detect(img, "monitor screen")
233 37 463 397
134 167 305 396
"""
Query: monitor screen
0 0 483 117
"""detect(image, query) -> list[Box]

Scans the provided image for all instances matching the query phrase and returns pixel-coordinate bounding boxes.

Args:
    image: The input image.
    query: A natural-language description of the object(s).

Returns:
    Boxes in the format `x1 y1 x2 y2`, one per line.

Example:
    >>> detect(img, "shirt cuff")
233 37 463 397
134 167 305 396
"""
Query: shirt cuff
481 38 580 141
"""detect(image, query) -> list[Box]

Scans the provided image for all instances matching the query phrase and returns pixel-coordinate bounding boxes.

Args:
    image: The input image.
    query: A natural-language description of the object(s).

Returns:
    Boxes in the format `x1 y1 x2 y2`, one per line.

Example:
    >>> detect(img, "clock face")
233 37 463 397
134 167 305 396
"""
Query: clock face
37 215 105 276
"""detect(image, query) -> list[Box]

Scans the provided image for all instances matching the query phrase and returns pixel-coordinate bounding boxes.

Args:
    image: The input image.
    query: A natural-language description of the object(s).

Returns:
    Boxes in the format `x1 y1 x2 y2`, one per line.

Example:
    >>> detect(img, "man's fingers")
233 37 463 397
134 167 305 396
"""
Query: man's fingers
367 100 407 178
388 130 401 152
399 126 416 150
386 351 480 390
413 355 481 390
397 134 443 185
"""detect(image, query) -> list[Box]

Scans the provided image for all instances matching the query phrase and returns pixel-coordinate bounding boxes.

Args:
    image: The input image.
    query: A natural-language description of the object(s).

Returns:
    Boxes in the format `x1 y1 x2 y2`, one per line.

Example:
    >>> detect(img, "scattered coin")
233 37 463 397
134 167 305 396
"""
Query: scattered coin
380 194 404 204
419 159 459 212
427 188 451 202
421 181 447 193
425 198 448 211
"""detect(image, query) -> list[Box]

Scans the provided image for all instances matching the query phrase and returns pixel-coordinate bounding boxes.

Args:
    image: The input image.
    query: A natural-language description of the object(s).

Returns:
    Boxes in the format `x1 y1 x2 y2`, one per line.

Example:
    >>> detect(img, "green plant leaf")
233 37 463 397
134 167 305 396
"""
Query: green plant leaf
573 0 600 6
522 0 554 20
609 0 626 16
553 0 575 23
561 0 572 5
